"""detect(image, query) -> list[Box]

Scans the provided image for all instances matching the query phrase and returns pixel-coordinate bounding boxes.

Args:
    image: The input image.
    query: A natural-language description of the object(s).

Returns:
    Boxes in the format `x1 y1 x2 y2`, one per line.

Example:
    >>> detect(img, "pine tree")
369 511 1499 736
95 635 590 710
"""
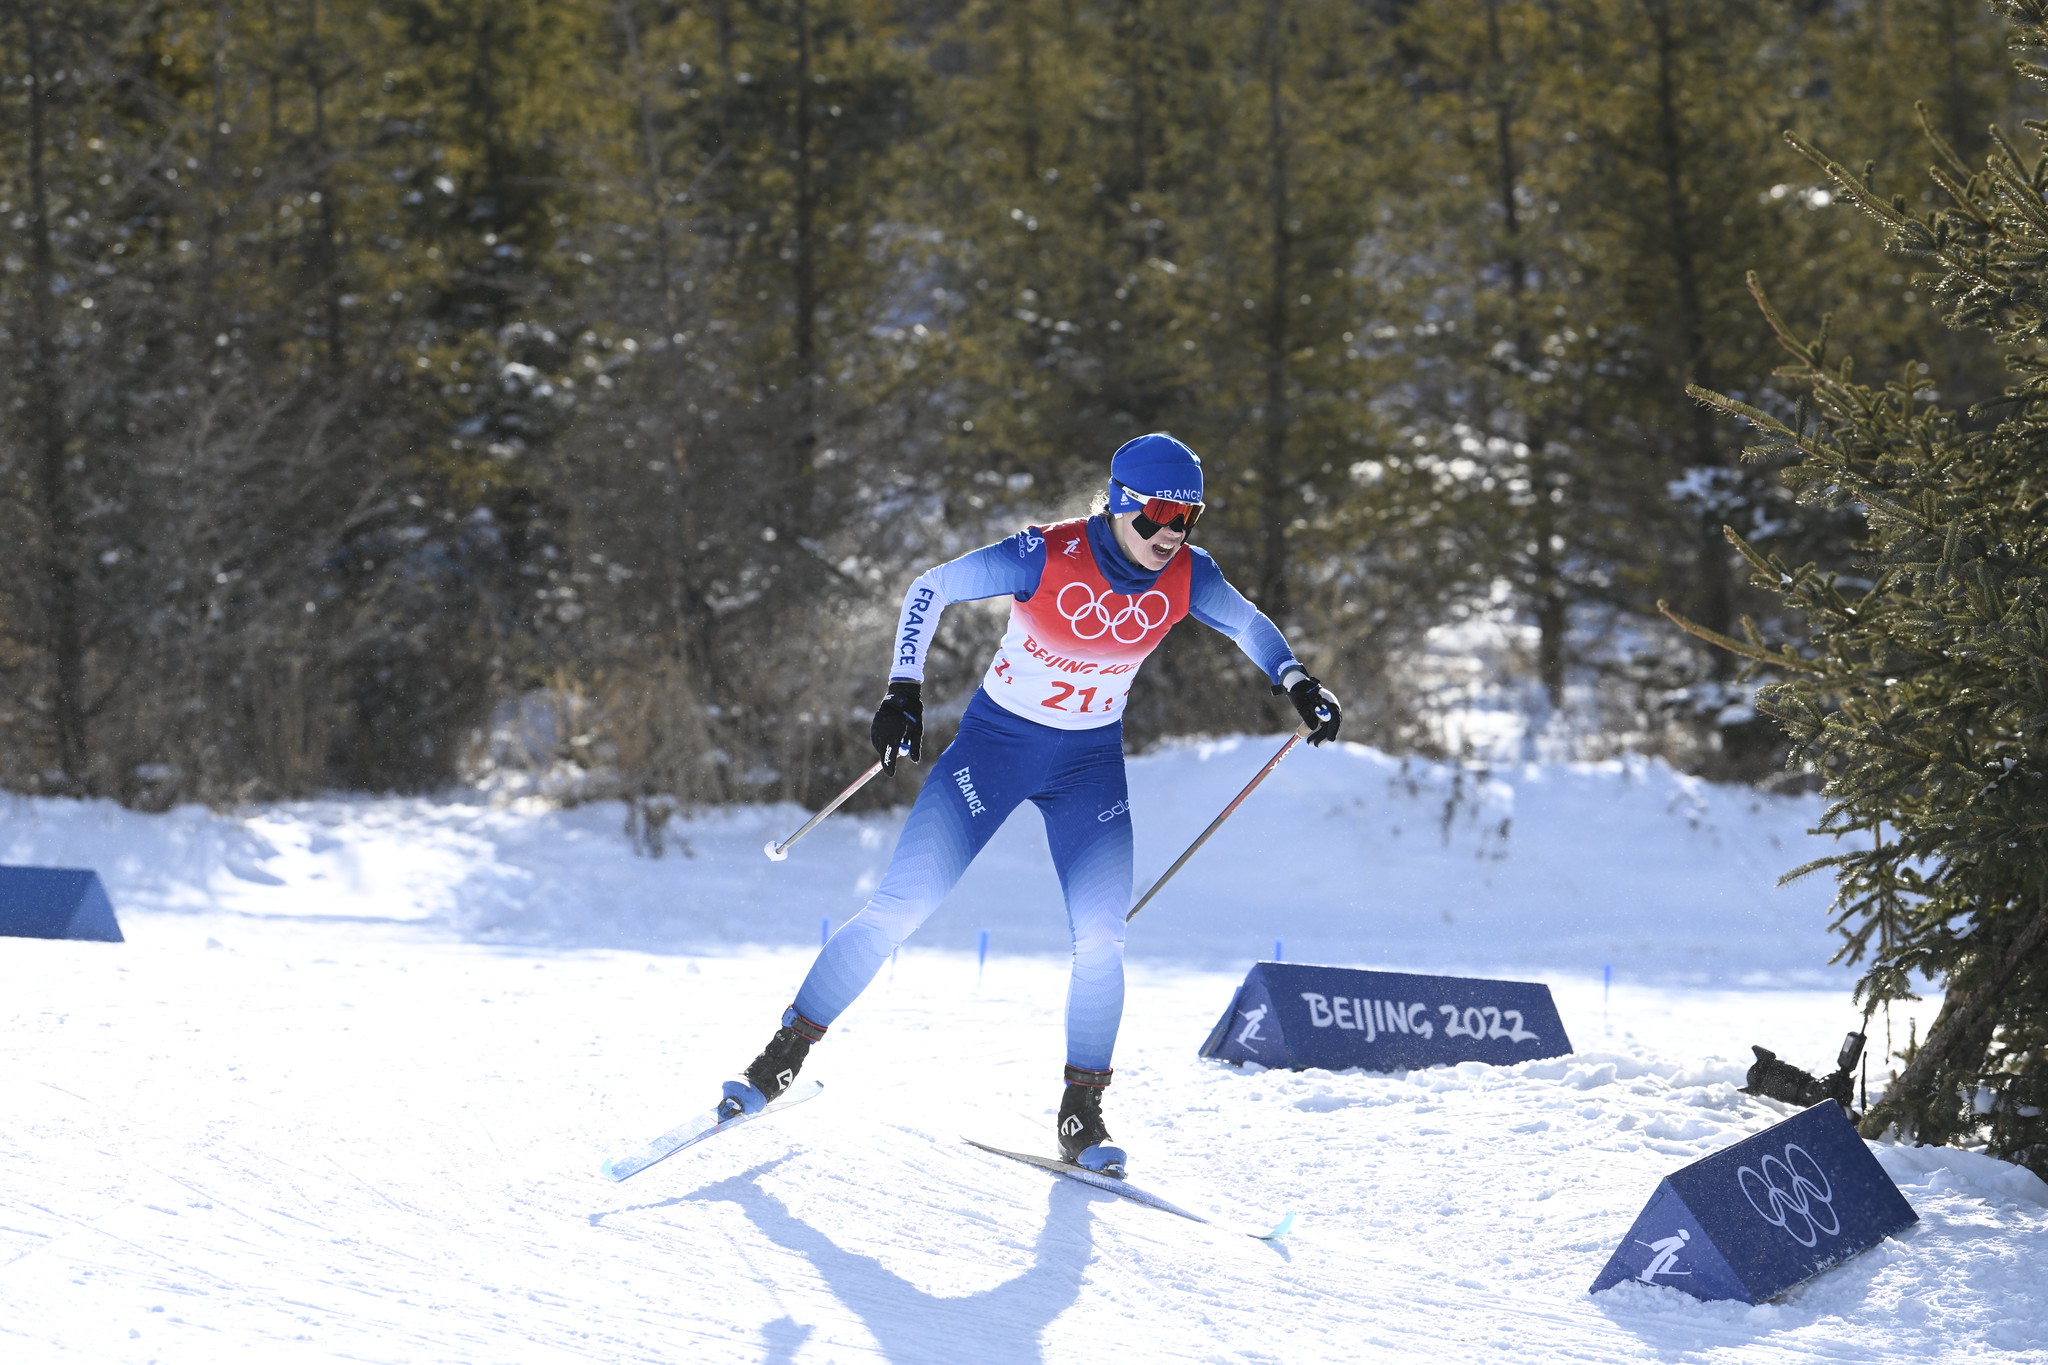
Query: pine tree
537 0 930 813
1672 0 2048 1173
921 0 1475 745
1386 0 2023 770
0 0 110 790
1404 0 1638 721
1152 0 1480 743
916 0 1192 508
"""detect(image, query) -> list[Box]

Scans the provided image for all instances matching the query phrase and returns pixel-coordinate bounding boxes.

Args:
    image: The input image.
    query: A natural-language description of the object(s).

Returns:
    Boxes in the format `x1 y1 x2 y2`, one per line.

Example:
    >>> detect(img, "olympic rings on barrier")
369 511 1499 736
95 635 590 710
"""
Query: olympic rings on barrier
1055 582 1170 644
1737 1143 1839 1248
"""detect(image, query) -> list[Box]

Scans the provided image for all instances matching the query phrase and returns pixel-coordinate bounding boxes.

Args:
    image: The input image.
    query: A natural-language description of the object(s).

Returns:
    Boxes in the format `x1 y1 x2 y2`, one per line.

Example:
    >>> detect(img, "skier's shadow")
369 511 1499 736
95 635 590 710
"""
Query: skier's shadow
686 1157 1104 1365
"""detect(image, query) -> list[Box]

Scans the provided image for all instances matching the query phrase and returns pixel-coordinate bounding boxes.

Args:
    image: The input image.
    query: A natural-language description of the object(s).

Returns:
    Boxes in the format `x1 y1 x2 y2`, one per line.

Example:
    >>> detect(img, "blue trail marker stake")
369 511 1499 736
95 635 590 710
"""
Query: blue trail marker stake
1603 963 1612 1034
978 928 991 982
1274 938 1284 963
821 916 832 947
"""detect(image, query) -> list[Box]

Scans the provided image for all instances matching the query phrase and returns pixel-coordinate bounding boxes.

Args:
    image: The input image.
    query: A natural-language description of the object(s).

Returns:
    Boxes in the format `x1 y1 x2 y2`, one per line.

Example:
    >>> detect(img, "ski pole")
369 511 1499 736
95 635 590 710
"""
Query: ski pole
763 758 887 862
1127 722 1311 922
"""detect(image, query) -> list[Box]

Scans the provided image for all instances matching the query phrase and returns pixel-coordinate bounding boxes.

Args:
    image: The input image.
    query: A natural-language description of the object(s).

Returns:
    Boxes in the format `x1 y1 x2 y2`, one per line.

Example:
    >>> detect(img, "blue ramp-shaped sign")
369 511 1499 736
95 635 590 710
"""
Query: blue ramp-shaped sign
0 865 123 942
1199 962 1570 1071
1590 1100 1918 1303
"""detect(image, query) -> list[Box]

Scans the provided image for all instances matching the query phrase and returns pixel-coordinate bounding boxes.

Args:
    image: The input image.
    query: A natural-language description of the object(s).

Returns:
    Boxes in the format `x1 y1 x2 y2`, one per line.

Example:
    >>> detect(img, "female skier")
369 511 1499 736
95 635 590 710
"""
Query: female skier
716 433 1341 1175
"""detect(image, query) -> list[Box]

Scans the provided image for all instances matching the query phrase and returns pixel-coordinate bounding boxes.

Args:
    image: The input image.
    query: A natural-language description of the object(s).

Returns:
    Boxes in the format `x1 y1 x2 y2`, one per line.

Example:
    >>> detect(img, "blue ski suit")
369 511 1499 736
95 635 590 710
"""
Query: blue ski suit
791 514 1301 1071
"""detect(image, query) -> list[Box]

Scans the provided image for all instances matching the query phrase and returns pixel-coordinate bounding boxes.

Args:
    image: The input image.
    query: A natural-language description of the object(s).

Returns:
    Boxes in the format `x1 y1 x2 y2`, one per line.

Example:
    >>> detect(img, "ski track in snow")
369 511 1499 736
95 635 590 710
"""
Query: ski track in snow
0 739 2043 1363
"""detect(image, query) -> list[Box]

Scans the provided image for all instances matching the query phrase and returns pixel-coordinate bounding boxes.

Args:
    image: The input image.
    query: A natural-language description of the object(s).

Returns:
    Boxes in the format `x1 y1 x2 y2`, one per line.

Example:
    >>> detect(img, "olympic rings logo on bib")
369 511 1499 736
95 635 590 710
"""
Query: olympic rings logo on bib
1055 582 1171 644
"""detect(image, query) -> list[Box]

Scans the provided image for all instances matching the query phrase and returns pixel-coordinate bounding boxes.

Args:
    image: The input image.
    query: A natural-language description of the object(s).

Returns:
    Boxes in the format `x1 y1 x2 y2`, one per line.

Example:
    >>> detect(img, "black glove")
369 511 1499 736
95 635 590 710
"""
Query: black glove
870 681 924 775
1284 673 1342 747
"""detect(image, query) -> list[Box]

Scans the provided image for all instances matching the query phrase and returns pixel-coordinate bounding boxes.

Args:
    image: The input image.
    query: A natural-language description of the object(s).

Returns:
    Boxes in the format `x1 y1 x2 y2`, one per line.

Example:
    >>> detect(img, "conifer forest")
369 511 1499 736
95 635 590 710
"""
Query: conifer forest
8 0 2048 1169
0 0 2027 806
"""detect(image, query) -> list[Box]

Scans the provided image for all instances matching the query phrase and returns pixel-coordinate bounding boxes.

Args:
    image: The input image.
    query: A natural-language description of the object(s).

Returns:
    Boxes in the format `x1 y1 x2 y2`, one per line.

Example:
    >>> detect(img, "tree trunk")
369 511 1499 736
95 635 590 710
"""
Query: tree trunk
616 0 677 336
1862 898 2048 1144
307 0 345 375
19 2 90 788
199 0 229 342
1015 2 1041 182
1123 0 1149 193
790 0 819 522
1643 0 1732 655
1488 0 1566 707
1940 0 1970 159
616 0 703 652
1257 0 1291 624
465 8 515 330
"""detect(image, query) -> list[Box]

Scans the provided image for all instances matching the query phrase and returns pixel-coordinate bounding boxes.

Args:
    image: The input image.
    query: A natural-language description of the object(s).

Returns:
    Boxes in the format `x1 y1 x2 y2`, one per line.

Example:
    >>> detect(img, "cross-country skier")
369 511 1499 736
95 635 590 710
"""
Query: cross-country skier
717 433 1341 1176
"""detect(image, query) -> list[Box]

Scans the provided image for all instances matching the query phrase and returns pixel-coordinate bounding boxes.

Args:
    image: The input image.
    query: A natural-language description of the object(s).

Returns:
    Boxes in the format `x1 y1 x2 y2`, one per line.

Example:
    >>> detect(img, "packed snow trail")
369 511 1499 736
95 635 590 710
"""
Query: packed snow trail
601 1078 824 1182
2 915 2043 1364
958 1137 1294 1240
1 740 2045 1362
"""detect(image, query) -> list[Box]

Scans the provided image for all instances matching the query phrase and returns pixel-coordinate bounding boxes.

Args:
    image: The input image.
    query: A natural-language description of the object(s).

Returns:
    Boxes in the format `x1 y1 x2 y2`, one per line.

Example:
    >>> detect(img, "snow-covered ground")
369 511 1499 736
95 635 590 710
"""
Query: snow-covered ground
0 736 1857 982
3 738 2044 1364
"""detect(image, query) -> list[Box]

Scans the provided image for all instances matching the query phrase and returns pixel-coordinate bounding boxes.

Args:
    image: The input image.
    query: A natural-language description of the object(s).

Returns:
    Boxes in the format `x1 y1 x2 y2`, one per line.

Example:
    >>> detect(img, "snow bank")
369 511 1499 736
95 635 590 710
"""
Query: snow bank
1878 1143 2048 1209
0 736 1847 984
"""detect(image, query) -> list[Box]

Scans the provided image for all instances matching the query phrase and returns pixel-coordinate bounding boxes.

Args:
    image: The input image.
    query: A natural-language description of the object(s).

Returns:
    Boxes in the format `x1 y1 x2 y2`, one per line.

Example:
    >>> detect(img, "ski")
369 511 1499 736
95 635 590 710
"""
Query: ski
963 1137 1295 1242
599 1079 824 1182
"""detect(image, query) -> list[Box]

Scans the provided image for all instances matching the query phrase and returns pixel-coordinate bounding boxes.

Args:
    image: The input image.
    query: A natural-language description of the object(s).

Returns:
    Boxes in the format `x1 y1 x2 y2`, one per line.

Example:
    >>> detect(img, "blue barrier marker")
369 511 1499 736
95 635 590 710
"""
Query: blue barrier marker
820 916 831 947
1603 963 1613 1035
1200 962 1572 1070
977 928 990 982
1274 938 1284 963
1590 1100 1917 1303
0 867 122 943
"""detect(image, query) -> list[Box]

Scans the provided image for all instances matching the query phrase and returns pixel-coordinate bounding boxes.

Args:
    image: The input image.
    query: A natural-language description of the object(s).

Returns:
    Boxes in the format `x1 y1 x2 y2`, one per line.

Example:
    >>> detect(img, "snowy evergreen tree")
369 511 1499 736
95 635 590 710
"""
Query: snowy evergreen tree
1673 0 2048 1173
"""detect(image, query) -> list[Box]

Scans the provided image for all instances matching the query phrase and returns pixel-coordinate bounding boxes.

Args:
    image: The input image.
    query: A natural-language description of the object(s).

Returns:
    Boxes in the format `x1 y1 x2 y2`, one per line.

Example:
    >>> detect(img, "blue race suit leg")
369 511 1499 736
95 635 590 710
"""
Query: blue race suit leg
1031 728 1132 1073
792 693 1039 1026
790 691 1133 1076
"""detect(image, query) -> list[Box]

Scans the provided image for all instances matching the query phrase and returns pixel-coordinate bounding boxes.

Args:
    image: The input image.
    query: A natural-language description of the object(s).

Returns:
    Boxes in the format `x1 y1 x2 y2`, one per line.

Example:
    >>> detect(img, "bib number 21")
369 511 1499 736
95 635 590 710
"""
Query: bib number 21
1042 682 1104 713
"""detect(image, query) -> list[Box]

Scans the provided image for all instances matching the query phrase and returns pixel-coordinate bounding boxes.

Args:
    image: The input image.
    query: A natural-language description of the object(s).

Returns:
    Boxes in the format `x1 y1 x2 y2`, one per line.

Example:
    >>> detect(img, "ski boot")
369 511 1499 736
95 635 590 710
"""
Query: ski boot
717 1006 828 1120
1056 1066 1127 1177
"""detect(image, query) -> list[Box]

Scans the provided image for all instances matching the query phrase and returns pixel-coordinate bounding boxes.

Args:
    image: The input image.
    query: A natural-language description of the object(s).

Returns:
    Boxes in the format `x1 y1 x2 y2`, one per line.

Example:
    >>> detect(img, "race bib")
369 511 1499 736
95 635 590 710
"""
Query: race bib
981 519 1190 730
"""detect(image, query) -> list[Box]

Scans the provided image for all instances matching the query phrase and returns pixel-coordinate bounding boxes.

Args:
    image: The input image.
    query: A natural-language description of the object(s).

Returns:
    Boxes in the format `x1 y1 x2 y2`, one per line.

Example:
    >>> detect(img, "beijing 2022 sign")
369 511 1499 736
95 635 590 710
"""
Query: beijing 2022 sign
1198 962 1571 1071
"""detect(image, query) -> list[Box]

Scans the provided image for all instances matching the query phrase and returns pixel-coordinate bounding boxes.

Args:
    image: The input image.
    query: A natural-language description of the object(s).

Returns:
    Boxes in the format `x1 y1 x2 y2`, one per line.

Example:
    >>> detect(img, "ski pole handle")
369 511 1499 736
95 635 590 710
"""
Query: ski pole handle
764 759 887 862
1127 723 1310 922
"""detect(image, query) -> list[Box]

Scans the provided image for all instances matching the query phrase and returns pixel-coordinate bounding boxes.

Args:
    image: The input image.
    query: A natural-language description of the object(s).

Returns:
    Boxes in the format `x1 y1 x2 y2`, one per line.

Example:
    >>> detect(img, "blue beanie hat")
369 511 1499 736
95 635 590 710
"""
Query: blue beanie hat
1107 433 1204 512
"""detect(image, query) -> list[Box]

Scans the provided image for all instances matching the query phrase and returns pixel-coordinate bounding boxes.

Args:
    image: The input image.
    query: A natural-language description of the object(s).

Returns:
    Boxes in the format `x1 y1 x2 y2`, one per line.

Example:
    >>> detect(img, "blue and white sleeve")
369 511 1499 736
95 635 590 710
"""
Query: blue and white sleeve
1186 549 1304 686
889 530 1047 682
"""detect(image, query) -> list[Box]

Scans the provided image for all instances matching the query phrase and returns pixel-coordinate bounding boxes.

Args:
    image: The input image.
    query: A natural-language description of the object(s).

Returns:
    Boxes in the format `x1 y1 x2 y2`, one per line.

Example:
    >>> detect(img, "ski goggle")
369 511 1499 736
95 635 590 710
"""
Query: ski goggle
1113 480 1204 538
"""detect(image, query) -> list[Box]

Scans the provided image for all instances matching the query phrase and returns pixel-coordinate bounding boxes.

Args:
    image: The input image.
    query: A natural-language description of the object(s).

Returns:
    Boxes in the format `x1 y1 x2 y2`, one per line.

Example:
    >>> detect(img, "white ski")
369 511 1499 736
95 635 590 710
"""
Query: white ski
599 1079 824 1182
963 1137 1295 1241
